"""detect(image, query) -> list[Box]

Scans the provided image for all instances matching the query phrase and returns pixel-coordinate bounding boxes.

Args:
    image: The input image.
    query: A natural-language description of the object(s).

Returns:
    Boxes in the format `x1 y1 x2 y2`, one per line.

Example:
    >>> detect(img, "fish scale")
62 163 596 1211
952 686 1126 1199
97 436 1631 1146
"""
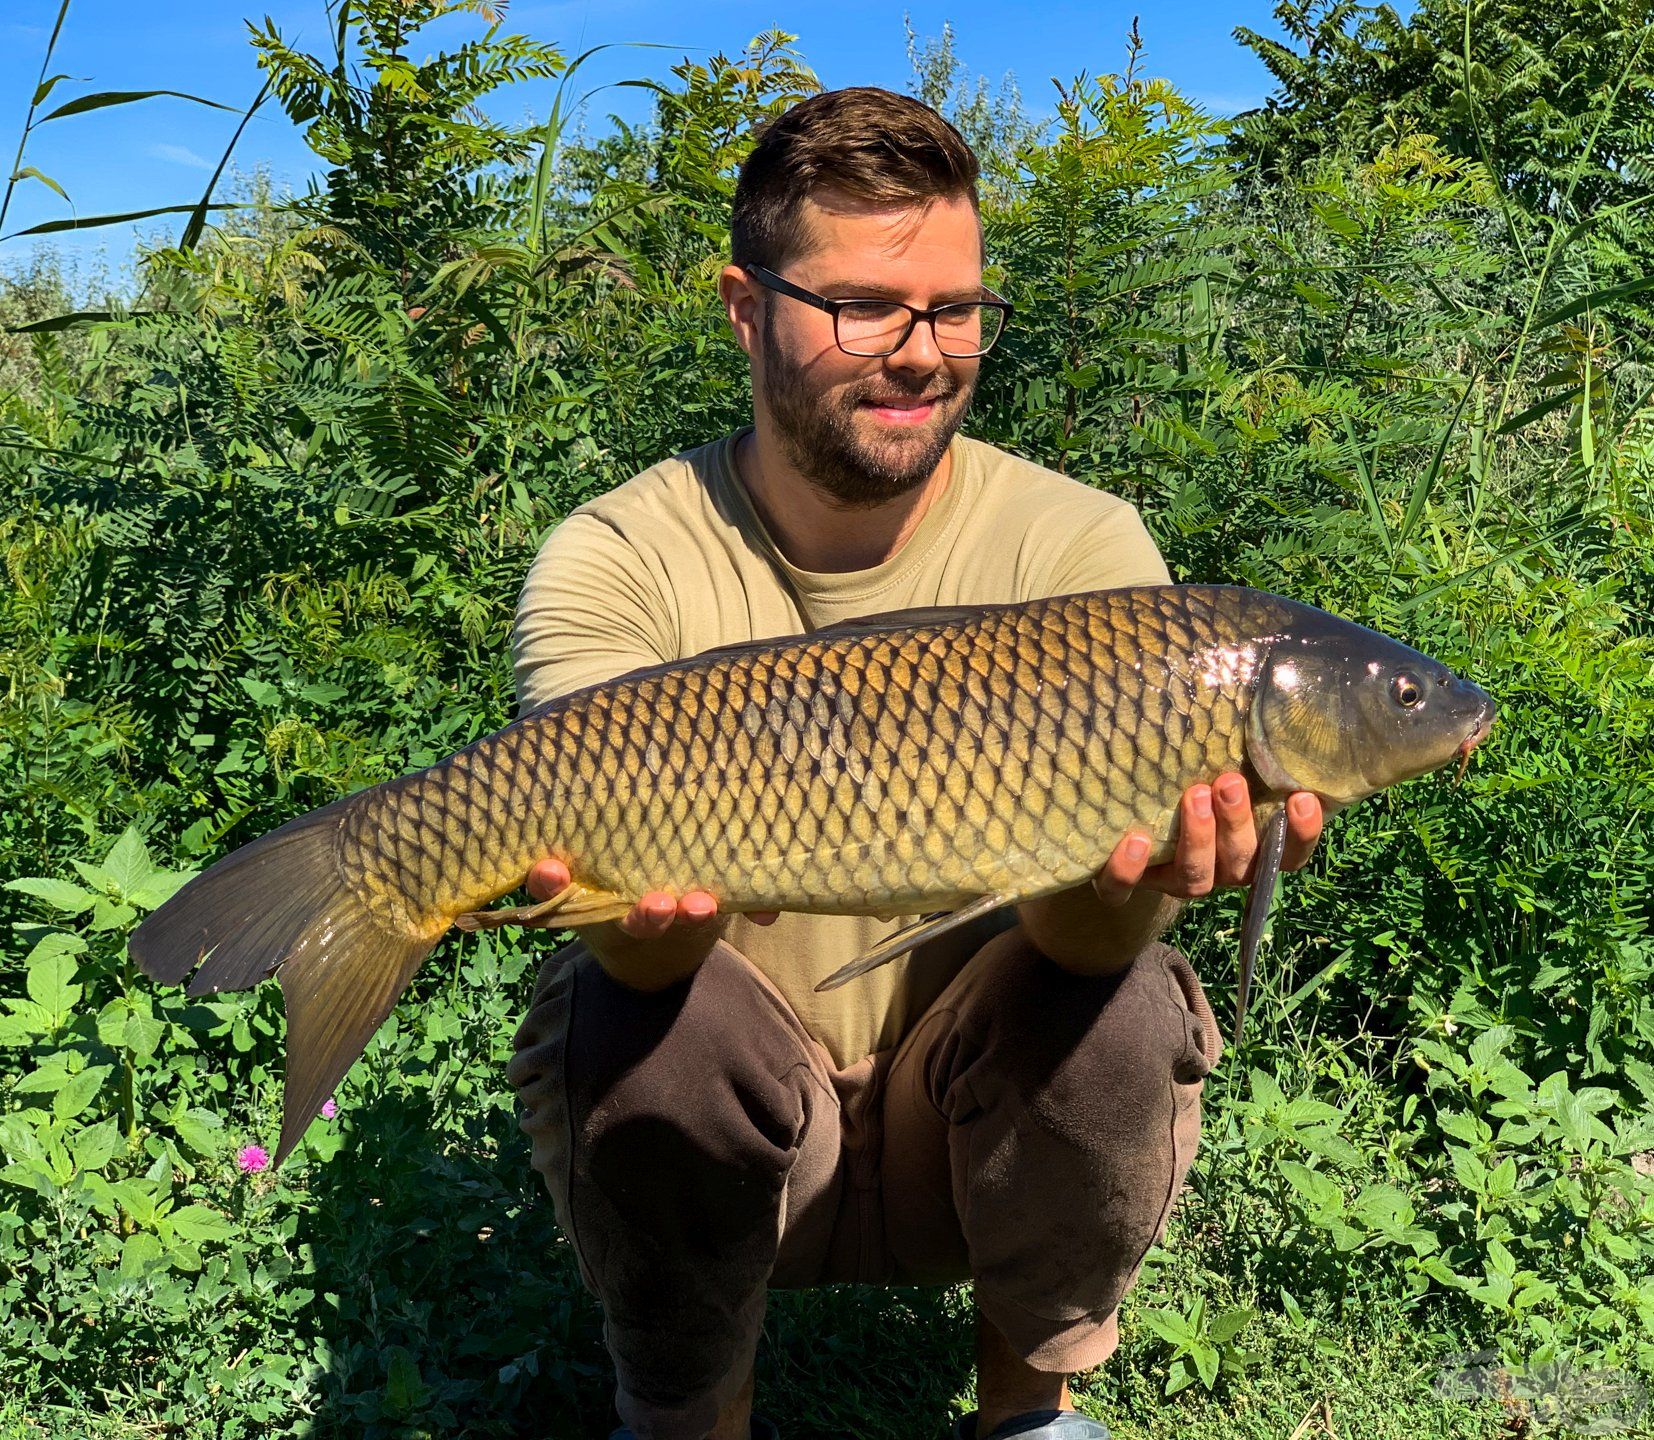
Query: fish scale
130 583 1495 1163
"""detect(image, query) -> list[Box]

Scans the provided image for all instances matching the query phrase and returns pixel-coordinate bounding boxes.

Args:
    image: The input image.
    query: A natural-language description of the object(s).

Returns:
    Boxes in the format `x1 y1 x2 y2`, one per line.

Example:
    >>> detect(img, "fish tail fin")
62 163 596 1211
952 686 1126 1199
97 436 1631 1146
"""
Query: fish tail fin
129 796 443 1166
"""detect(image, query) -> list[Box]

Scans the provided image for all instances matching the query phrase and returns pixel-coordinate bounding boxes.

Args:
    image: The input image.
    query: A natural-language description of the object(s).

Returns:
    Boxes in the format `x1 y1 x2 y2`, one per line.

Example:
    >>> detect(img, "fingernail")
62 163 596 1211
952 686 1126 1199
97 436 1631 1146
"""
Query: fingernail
1127 835 1150 863
1218 777 1245 807
1291 793 1316 820
1192 788 1212 819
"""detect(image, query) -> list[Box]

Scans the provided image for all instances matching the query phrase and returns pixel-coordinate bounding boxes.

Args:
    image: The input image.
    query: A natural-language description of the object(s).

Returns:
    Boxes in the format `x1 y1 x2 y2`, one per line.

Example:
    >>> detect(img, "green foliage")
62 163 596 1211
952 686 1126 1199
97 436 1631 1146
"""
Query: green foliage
2 1 1653 1433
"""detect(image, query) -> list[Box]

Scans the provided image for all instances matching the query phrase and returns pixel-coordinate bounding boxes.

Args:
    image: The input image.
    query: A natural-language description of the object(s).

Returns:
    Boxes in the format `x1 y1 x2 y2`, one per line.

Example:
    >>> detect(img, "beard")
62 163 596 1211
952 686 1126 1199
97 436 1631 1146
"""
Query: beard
760 306 976 509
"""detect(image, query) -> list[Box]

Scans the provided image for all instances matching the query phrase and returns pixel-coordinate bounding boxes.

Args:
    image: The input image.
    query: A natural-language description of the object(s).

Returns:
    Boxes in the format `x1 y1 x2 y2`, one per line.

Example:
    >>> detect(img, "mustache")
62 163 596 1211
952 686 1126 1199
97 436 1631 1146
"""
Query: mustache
848 375 962 406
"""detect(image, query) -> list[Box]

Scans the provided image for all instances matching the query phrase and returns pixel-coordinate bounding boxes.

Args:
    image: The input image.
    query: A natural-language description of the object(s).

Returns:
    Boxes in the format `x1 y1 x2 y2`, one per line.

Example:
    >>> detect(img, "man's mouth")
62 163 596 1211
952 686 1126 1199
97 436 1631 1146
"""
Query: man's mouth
859 393 945 426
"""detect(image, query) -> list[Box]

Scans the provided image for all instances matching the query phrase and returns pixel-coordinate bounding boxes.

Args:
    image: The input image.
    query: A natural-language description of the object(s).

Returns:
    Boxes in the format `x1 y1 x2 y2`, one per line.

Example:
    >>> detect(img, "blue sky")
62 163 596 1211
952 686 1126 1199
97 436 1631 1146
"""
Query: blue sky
1 0 1296 276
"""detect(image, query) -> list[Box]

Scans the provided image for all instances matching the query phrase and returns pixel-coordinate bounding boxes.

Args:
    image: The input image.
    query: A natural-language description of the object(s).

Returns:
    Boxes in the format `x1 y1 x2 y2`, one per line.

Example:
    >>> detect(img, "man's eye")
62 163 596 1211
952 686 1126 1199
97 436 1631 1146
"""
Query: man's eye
837 302 904 322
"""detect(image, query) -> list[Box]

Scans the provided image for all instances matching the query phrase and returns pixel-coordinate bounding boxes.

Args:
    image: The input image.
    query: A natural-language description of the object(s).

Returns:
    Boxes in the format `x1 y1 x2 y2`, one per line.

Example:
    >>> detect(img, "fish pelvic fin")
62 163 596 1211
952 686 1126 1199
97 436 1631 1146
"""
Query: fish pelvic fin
454 881 633 931
815 893 1009 992
1234 804 1289 1048
128 796 442 1167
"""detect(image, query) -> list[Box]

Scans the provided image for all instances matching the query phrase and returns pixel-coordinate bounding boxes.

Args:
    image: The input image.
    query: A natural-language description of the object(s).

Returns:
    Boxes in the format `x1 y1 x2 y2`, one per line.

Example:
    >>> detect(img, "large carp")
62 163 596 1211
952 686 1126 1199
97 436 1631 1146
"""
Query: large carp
131 585 1494 1162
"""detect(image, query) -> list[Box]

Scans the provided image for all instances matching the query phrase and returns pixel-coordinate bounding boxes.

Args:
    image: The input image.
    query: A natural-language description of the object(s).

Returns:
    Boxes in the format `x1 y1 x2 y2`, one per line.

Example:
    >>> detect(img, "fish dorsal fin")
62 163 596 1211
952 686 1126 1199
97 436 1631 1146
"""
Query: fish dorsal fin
656 601 997 670
524 602 1017 719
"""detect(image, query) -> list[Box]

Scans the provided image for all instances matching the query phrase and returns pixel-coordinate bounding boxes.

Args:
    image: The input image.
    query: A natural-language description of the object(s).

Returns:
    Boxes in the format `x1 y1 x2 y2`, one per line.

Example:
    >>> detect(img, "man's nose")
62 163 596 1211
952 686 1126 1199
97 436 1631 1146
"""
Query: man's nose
885 314 944 372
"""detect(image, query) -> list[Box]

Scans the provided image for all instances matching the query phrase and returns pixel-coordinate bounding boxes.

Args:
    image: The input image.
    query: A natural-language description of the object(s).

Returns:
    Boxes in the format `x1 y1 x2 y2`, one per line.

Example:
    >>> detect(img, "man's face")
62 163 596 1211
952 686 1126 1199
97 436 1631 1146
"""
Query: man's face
736 191 984 509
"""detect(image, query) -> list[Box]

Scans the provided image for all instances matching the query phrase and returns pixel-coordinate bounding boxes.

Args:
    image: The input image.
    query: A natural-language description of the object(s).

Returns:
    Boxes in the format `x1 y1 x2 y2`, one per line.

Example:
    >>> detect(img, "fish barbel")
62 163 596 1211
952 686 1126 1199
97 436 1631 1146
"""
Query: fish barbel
130 585 1494 1162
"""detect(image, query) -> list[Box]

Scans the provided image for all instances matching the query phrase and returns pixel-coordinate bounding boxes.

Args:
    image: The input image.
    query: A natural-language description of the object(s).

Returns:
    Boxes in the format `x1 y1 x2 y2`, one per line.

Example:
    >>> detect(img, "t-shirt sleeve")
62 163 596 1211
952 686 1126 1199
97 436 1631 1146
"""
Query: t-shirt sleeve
512 512 676 717
1043 496 1173 595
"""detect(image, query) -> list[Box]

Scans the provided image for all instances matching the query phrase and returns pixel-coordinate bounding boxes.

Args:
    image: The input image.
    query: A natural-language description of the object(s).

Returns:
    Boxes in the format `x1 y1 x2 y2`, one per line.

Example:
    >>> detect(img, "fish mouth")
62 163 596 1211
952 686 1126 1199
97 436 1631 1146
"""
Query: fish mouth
1454 697 1497 782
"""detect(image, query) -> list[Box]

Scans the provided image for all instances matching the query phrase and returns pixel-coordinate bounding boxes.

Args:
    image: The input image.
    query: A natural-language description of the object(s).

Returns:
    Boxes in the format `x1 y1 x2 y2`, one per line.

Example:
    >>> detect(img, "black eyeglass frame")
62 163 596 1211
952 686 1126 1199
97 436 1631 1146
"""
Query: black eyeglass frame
743 263 1014 358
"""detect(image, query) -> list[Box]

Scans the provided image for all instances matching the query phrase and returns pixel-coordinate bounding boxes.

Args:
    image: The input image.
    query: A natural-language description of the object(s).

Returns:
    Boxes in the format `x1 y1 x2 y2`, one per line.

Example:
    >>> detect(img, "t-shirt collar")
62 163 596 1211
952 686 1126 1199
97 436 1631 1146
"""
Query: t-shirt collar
714 426 975 611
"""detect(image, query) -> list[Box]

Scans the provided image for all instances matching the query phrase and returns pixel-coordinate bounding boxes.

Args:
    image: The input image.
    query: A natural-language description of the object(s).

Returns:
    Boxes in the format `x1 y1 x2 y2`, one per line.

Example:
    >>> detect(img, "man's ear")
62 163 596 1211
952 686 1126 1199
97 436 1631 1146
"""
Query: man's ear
719 263 761 359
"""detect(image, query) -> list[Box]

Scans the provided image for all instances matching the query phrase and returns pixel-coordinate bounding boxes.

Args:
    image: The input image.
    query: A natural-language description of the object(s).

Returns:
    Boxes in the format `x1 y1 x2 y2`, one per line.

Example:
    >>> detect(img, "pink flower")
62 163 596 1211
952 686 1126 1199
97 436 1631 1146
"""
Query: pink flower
320 1099 337 1120
237 1144 270 1174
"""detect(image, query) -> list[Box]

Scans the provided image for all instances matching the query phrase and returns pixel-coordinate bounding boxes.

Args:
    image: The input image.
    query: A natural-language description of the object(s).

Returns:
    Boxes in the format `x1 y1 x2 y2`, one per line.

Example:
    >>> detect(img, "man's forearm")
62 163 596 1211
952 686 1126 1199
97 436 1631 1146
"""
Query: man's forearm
1016 882 1184 976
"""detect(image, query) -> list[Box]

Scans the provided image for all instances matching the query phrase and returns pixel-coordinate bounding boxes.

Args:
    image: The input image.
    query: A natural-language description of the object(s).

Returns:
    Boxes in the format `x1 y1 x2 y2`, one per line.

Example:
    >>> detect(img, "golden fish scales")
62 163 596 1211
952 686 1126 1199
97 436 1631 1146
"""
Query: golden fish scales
342 586 1252 935
131 584 1495 1161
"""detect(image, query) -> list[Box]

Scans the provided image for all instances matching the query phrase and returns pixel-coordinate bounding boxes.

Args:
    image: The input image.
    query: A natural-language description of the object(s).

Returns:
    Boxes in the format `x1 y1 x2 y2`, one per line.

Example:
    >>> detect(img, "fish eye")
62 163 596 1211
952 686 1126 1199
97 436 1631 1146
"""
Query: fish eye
1391 673 1425 709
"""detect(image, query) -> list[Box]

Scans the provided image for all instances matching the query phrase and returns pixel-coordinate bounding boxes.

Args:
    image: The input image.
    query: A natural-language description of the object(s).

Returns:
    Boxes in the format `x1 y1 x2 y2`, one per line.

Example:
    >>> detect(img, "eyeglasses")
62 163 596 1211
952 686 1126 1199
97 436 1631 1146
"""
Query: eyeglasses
743 263 1013 358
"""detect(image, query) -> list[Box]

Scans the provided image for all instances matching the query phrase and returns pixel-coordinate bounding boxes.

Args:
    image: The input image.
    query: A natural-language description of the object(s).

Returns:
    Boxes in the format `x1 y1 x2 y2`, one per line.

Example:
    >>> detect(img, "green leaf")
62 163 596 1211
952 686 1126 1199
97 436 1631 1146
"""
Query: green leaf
38 89 239 123
71 1119 123 1173
173 1109 224 1158
121 1012 167 1062
32 73 75 107
119 1231 166 1280
1138 1307 1195 1348
0 1003 53 1046
238 676 282 707
110 1178 161 1229
5 877 96 914
11 166 69 202
102 827 155 899
1208 1306 1256 1343
53 1066 111 1121
127 870 192 912
384 1347 426 1412
167 1204 235 1244
2 202 234 240
89 898 137 933
13 1062 72 1095
25 947 80 1022
1280 1161 1342 1211
7 309 127 335
1532 273 1654 331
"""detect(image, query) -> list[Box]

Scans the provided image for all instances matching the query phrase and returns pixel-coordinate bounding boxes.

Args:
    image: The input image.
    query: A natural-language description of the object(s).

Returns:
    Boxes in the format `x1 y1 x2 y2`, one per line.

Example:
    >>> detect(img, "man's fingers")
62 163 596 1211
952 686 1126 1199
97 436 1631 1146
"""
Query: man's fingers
1282 792 1324 871
749 911 781 926
676 890 719 926
1093 831 1152 907
620 891 679 938
1212 773 1257 886
1172 784 1217 896
525 857 571 903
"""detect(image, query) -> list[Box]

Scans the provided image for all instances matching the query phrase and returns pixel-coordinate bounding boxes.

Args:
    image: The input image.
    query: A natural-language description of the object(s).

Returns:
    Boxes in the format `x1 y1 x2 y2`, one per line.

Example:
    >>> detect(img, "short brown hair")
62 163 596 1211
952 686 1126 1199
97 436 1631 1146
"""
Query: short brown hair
731 87 980 271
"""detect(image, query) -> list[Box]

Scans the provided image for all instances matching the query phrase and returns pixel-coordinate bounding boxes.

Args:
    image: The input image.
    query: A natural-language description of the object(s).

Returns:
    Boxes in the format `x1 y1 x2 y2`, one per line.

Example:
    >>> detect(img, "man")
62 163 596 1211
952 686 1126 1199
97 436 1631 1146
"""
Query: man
506 88 1322 1440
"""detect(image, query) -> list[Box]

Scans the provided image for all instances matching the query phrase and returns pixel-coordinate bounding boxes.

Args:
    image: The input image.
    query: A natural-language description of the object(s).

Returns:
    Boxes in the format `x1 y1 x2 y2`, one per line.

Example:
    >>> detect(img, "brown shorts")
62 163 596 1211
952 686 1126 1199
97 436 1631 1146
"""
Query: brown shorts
506 925 1222 1440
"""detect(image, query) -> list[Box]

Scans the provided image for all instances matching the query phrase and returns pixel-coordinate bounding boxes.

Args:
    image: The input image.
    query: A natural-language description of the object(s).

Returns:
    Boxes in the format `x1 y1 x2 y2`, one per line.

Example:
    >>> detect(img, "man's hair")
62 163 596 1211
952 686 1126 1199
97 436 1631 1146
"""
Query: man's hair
731 87 980 271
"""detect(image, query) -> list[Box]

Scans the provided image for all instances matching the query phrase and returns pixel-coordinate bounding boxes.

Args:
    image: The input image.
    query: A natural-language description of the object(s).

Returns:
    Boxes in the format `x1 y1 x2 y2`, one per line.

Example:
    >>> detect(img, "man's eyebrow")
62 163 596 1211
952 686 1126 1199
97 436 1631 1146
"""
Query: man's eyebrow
822 279 984 303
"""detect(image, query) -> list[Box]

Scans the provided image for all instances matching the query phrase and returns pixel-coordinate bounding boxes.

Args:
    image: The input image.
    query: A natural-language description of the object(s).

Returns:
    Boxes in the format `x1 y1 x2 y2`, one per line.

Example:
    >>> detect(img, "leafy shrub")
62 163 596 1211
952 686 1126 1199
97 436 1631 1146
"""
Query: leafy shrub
2 1 1651 1432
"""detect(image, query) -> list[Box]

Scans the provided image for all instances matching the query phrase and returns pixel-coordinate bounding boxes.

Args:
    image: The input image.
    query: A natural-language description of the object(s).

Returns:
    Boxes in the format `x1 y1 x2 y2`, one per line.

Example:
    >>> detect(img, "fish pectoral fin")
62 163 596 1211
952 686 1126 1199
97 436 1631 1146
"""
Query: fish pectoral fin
454 881 634 932
1233 805 1289 1049
814 893 1009 993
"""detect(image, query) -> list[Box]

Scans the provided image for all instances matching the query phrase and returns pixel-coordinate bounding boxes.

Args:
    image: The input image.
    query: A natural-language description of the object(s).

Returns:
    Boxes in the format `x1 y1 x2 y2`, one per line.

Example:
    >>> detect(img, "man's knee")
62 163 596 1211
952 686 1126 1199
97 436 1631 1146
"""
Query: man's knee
930 928 1221 1121
508 938 827 1243
929 932 1220 1358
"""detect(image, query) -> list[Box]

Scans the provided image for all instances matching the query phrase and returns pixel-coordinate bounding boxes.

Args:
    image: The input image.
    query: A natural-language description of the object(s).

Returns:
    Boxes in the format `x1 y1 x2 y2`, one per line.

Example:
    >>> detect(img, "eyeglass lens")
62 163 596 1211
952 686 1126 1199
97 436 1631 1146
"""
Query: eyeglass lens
836 301 1004 357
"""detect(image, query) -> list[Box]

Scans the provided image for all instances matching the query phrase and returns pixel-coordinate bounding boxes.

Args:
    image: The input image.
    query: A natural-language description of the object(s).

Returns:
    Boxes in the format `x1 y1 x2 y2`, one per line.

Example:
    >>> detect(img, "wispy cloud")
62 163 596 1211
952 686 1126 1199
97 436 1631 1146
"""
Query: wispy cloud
1194 92 1268 116
149 143 215 170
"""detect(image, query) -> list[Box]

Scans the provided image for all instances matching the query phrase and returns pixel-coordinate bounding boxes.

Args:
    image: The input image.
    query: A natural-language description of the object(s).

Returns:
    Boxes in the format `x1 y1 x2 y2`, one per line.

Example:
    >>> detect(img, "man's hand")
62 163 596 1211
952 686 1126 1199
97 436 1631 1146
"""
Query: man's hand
521 858 780 935
1018 774 1323 975
1092 775 1324 906
519 859 778 991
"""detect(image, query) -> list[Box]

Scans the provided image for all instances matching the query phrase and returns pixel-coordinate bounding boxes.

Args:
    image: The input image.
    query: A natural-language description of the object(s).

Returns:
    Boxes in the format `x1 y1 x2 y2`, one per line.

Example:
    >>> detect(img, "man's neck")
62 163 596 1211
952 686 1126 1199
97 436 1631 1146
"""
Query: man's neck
733 425 955 574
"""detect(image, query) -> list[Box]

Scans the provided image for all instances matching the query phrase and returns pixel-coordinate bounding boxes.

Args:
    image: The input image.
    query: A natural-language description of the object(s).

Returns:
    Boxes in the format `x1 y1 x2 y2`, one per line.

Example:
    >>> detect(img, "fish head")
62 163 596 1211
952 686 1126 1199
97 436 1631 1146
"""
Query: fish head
1245 609 1496 808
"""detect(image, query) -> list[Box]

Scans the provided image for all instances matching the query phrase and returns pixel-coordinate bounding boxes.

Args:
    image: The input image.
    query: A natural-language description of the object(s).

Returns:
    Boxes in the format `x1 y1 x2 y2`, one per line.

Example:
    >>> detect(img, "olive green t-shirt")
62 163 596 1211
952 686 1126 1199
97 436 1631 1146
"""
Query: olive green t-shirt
512 429 1171 1069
